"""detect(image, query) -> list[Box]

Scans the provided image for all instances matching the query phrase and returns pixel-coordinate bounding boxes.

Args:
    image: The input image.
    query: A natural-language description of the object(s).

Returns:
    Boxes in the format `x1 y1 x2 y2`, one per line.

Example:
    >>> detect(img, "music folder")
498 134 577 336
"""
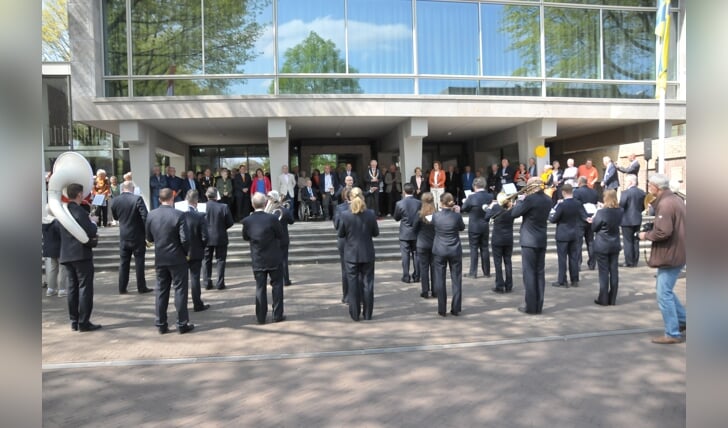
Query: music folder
502 183 517 196
91 194 106 206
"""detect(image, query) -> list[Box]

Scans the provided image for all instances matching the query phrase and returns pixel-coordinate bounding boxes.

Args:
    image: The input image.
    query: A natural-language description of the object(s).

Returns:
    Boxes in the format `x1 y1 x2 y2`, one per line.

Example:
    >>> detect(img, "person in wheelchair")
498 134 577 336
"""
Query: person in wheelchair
299 178 322 219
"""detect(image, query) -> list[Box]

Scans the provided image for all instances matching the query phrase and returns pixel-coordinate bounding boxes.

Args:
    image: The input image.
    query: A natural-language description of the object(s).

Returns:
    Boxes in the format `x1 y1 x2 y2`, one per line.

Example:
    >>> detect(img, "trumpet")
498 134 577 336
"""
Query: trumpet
264 190 290 220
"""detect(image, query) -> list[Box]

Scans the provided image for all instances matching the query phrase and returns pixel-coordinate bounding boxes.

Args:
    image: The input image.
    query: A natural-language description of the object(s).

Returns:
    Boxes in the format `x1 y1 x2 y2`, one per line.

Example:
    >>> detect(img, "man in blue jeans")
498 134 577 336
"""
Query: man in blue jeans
639 173 686 344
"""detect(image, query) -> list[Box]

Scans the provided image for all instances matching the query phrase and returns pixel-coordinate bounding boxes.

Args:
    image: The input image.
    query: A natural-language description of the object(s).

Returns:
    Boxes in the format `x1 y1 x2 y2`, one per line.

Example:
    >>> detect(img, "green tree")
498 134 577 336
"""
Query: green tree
42 0 70 61
273 31 362 94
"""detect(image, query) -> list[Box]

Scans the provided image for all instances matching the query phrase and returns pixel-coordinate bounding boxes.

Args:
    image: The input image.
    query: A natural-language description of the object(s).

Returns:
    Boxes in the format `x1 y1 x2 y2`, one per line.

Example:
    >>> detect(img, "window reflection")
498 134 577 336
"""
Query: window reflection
487 4 541 77
103 0 127 75
603 10 654 81
417 1 479 75
544 7 599 79
347 0 413 74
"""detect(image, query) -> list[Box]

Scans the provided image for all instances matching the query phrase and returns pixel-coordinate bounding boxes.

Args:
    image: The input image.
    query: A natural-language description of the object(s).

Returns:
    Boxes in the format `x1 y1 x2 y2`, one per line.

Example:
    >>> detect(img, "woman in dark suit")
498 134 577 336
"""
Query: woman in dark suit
414 192 437 299
590 189 623 306
337 187 379 321
410 166 429 200
431 192 465 317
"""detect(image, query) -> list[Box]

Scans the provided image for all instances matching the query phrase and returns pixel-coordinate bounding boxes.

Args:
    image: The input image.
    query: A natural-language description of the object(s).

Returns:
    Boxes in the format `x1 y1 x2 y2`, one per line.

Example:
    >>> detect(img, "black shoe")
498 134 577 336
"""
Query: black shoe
570 281 579 288
620 263 632 267
273 316 287 323
551 282 569 288
588 265 596 271
594 299 608 306
450 310 460 316
341 297 347 304
438 311 446 317
363 315 372 321
504 288 513 293
420 292 429 299
178 324 195 334
216 284 226 290
401 277 411 283
205 283 213 290
158 325 170 334
412 277 420 283
492 288 506 294
119 290 128 295
194 304 210 312
431 293 438 298
284 281 292 286
518 306 538 315
71 322 78 331
484 273 492 278
464 273 477 279
138 287 153 294
78 322 102 332
257 319 267 325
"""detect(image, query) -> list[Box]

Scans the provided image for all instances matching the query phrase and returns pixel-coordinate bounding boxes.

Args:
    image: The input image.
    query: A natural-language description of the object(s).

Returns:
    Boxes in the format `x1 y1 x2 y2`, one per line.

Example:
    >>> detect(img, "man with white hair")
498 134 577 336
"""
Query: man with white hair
601 156 619 192
639 173 686 344
562 158 578 187
111 180 152 295
619 174 646 267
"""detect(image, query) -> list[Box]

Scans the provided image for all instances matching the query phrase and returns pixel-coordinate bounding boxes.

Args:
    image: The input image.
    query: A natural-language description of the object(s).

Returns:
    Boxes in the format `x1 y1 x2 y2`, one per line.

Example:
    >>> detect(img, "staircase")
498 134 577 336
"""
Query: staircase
91 216 655 271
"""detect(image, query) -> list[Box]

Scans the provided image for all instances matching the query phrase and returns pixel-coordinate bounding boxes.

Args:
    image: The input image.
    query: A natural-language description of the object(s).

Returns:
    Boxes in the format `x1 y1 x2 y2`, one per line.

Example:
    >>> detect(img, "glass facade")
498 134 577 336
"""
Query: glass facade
102 0 680 99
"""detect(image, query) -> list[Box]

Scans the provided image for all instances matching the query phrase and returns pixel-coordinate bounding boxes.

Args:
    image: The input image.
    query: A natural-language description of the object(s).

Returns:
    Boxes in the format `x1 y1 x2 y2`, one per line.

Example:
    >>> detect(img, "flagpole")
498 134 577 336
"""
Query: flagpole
658 89 666 174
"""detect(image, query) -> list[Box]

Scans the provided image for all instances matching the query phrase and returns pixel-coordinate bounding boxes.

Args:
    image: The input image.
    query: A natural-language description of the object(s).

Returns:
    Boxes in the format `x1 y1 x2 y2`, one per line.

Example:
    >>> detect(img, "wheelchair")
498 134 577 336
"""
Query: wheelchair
298 200 323 221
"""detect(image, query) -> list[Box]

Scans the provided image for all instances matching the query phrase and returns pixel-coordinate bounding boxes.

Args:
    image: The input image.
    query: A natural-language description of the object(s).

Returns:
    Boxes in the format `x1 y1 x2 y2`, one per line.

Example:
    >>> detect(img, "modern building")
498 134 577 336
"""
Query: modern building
66 0 686 206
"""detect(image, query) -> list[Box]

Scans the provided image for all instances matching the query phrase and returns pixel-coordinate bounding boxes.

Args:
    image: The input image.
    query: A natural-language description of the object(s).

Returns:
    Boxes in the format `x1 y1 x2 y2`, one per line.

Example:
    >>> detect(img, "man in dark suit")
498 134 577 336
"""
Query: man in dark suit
165 166 184 202
149 166 167 209
111 180 152 295
243 192 286 324
184 190 209 312
181 170 199 200
619 174 646 267
461 177 493 279
199 168 215 202
333 187 352 303
334 175 354 203
527 157 538 179
363 159 382 216
444 165 460 203
203 187 234 290
319 164 339 220
145 188 194 334
233 164 252 221
59 183 101 332
601 156 619 192
300 178 322 218
339 163 358 188
549 183 589 287
616 154 641 186
393 183 421 283
573 177 599 270
498 158 516 188
511 177 553 314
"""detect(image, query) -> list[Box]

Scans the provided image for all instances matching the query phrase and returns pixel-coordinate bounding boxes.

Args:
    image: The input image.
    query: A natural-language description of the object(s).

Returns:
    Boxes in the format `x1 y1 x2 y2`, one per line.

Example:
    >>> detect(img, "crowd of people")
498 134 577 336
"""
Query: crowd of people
42 155 686 345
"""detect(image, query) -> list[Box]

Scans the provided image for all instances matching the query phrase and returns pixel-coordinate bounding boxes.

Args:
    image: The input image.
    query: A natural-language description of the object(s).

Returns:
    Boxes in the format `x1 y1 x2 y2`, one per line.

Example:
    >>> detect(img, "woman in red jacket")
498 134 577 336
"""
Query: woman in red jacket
251 168 271 195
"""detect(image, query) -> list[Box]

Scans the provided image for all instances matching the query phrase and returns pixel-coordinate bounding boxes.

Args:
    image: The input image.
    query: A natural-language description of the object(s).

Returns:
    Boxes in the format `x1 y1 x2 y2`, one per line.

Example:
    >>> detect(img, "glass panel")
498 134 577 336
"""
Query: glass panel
203 0 273 74
545 1 655 5
131 0 203 76
477 80 542 96
105 80 128 97
483 4 541 77
546 82 655 98
347 0 413 74
72 124 114 149
132 79 273 96
112 149 130 180
43 76 71 147
310 154 338 175
356 78 414 94
544 7 600 79
277 0 346 74
278 77 364 94
417 1 480 75
72 150 114 175
103 0 128 75
603 10 654 81
419 79 479 95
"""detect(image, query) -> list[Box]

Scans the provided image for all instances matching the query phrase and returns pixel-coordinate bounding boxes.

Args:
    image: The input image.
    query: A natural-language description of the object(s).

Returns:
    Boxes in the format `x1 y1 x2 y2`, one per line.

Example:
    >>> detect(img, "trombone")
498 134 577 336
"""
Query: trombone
486 181 543 210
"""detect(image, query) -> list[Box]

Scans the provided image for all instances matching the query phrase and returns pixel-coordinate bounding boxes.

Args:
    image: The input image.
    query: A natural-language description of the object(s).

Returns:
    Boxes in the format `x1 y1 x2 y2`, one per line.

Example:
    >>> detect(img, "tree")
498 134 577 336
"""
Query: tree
273 31 362 94
42 0 70 61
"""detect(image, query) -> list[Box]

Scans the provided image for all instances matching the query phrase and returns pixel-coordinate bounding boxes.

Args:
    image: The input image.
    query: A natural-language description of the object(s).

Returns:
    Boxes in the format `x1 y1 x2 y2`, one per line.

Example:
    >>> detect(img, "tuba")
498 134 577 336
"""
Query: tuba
47 152 94 244
264 190 288 220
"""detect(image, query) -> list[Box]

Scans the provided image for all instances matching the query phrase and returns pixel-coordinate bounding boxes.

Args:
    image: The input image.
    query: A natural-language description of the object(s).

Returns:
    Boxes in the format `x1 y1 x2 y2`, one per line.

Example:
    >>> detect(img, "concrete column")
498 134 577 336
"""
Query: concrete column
517 119 557 174
384 118 427 183
268 118 289 195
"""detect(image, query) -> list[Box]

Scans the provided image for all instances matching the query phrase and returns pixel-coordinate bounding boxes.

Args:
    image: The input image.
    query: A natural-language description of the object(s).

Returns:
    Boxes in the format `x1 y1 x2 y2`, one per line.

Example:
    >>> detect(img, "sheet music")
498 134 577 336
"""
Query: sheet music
502 183 517 195
583 203 597 215
91 194 106 206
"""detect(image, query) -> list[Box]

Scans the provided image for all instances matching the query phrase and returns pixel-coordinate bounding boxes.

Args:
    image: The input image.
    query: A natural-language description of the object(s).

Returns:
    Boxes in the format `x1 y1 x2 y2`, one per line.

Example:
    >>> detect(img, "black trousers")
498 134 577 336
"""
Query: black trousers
346 261 375 321
234 193 251 221
204 245 228 288
387 190 401 216
337 238 349 301
418 247 435 295
621 225 640 266
95 204 108 226
492 244 513 291
280 243 290 285
254 268 284 323
468 230 490 276
521 247 545 313
188 259 204 309
155 263 189 328
433 253 462 314
118 240 147 293
556 239 580 284
595 252 619 305
399 239 419 281
579 227 595 269
366 192 379 216
321 192 334 220
64 259 94 326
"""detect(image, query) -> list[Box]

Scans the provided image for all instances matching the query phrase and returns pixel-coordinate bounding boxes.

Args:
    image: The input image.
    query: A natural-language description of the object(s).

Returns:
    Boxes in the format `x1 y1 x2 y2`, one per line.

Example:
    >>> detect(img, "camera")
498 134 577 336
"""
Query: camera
634 222 653 239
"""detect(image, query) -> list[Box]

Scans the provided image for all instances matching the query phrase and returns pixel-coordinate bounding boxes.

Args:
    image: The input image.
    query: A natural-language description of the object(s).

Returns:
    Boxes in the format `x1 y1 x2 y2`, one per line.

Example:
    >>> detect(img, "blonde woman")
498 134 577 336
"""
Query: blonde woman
337 187 379 321
589 189 623 306
431 192 465 317
414 192 437 299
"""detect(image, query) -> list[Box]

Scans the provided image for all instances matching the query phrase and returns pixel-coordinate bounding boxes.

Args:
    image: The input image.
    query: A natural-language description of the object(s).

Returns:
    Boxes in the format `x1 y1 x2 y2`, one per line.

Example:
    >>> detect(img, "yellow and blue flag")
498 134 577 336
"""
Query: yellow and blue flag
655 0 670 98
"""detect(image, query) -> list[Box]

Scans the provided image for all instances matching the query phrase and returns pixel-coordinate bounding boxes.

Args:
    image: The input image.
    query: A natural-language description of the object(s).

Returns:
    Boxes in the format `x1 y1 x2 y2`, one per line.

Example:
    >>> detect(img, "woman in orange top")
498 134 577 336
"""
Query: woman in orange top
428 161 446 210
93 169 111 227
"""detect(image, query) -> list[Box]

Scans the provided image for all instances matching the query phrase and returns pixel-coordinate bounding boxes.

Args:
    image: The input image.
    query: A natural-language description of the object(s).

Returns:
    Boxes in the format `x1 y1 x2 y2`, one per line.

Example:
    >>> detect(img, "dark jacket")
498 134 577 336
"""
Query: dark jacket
645 190 686 268
150 174 168 197
573 186 599 205
409 175 429 198
166 175 185 201
300 185 321 202
242 210 284 271
278 206 295 247
338 208 379 263
511 191 552 248
59 202 98 264
497 165 516 184
145 205 188 267
602 162 619 190
591 207 623 254
549 198 588 242
339 170 358 188
445 171 460 195
461 190 493 234
205 200 234 246
42 218 62 258
181 177 200 199
414 215 435 250
432 209 465 258
184 208 208 261
110 192 148 245
485 204 515 247
318 172 340 196
393 196 421 241
619 186 646 227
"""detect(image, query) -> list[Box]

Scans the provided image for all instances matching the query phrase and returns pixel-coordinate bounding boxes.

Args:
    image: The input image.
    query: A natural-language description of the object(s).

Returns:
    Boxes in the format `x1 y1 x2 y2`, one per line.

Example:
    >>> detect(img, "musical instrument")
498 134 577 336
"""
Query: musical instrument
644 192 656 212
496 181 543 207
264 190 291 220
47 152 94 244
